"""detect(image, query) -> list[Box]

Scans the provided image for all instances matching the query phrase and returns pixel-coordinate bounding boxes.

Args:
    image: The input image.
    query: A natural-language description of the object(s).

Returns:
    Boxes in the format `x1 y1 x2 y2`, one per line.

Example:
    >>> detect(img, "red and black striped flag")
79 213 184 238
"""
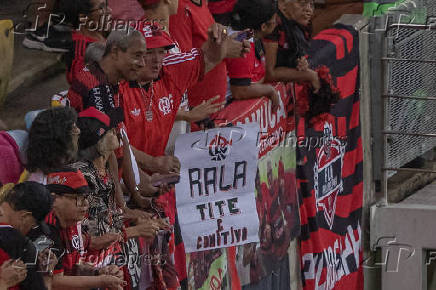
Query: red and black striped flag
297 24 364 290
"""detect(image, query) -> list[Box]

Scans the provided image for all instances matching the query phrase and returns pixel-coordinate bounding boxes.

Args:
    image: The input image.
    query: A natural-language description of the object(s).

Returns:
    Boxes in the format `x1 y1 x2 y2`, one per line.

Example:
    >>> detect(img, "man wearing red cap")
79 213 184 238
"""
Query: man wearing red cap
67 28 168 202
137 0 227 156
44 169 126 289
120 22 248 175
122 23 248 161
120 23 248 288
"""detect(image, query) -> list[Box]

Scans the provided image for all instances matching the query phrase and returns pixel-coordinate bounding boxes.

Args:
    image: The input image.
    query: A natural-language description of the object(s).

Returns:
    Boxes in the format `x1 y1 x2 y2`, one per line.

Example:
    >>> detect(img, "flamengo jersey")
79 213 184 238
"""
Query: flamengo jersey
297 24 363 290
169 0 227 108
68 61 121 114
45 211 90 276
65 32 98 84
120 48 205 157
225 37 266 101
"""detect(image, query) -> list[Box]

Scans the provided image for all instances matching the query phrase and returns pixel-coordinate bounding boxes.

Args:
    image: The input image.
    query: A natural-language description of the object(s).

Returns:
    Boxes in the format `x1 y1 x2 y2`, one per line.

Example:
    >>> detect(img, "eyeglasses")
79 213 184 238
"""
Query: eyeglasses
63 194 88 207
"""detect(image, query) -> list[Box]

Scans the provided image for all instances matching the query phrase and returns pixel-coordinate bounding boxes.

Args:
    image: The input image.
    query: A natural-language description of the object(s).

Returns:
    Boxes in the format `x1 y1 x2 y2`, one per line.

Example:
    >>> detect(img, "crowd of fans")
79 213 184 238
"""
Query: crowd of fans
0 0 319 288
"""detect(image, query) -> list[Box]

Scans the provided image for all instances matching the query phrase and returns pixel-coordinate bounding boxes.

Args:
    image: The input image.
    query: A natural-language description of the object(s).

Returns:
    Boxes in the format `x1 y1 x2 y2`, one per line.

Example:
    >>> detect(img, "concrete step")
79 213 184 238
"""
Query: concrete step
370 181 436 290
7 33 64 95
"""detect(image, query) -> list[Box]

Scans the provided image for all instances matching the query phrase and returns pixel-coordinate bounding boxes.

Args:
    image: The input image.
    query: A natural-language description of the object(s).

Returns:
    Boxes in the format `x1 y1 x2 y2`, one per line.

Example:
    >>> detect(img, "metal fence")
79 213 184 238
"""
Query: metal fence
384 25 436 175
369 13 436 202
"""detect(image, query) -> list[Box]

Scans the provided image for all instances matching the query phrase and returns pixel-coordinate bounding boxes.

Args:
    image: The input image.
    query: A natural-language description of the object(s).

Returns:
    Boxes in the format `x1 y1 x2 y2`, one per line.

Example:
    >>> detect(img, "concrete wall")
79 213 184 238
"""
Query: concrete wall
0 20 14 107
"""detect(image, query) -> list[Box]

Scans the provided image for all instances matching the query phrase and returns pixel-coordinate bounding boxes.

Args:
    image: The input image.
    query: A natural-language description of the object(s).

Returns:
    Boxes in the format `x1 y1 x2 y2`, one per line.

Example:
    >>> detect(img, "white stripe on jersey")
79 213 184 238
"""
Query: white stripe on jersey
163 51 200 64
163 48 200 66
163 48 199 60
163 56 198 66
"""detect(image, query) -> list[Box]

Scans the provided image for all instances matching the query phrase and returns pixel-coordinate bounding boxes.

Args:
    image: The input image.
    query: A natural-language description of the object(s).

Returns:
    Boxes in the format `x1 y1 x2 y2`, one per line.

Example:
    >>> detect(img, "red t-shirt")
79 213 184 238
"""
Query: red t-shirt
225 41 254 86
120 48 205 156
169 0 227 108
207 0 237 15
226 39 265 84
225 38 267 103
252 50 266 83
66 32 98 85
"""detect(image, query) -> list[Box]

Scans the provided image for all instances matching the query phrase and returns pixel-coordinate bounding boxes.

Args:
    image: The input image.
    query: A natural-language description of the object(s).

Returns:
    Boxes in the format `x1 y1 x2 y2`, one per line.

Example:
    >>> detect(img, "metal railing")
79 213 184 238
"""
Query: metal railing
370 14 436 204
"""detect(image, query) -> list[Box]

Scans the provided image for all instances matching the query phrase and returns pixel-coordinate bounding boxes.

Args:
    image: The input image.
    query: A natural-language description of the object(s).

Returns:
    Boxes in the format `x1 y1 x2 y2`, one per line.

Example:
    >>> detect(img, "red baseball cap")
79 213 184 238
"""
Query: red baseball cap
139 23 175 50
46 169 91 196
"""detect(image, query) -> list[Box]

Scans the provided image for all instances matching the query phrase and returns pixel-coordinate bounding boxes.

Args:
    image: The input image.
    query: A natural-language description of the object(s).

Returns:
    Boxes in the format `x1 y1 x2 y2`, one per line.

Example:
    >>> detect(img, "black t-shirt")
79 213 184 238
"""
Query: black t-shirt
264 11 311 68
0 225 47 290
27 222 65 276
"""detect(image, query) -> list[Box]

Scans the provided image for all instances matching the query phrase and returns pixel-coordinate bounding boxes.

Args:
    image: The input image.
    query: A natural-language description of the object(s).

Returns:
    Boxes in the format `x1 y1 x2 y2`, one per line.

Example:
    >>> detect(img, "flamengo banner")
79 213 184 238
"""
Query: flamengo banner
175 123 260 253
298 24 363 290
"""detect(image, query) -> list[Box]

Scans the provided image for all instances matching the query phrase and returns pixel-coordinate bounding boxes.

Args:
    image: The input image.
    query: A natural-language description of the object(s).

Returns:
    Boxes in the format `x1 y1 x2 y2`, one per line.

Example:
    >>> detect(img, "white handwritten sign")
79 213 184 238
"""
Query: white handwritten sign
175 124 260 253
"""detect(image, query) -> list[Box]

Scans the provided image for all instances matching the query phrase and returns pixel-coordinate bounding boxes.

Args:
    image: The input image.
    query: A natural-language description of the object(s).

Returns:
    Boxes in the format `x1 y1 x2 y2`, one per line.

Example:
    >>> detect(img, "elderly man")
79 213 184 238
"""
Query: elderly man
68 28 164 206
119 23 249 287
69 24 248 198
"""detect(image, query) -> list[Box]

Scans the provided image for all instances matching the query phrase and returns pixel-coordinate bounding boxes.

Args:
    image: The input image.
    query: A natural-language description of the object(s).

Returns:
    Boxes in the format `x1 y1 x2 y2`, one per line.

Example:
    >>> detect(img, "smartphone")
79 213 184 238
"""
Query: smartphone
235 30 253 42
32 236 54 253
152 174 180 187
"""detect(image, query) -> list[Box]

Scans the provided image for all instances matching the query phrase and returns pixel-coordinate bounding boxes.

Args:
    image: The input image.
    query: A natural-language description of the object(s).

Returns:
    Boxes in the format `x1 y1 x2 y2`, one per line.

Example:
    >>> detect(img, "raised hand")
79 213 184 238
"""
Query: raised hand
188 95 225 122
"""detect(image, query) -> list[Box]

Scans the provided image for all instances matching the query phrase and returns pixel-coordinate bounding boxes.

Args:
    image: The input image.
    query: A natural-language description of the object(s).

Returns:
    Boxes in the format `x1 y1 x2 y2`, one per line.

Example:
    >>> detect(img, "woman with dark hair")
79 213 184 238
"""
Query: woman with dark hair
72 107 167 289
63 0 112 84
224 0 280 109
26 107 80 183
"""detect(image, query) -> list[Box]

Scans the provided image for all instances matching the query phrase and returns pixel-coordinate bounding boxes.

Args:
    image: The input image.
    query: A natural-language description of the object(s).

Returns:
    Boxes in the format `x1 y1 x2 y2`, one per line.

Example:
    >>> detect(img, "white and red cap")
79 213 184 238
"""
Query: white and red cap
138 22 175 50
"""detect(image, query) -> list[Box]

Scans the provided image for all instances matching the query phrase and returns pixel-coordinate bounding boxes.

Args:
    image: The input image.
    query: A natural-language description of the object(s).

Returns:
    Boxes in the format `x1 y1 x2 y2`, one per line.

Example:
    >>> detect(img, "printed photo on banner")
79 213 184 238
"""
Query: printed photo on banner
236 144 298 285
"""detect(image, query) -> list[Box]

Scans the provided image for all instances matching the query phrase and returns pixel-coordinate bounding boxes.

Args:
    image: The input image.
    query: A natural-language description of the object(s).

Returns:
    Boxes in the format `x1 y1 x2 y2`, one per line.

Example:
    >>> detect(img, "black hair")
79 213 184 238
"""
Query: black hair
230 0 277 31
61 0 94 29
4 182 53 222
26 107 78 174
76 117 106 161
77 117 106 150
137 0 160 11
